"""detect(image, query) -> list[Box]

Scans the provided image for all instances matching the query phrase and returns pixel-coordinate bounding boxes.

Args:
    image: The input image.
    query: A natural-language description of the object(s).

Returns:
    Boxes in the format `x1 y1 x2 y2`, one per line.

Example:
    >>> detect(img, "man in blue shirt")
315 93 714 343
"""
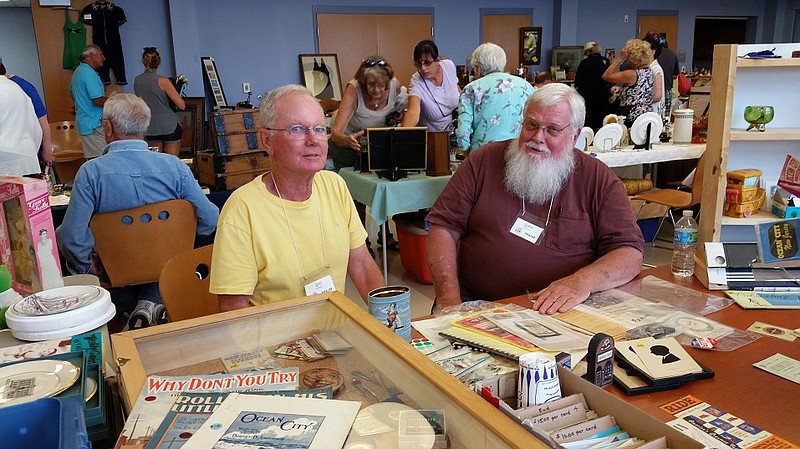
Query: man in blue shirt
57 93 219 329
1 57 53 165
70 45 107 159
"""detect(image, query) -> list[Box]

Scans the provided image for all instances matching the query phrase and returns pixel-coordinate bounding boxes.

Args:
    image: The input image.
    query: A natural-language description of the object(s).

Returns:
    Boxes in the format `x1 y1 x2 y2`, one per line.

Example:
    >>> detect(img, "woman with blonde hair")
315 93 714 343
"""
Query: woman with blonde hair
602 39 657 127
133 47 185 156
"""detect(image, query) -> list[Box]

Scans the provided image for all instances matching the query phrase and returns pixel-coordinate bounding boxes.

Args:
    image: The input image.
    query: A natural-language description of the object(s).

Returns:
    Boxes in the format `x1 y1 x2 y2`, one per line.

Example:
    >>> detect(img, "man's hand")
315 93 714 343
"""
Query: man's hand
529 276 591 315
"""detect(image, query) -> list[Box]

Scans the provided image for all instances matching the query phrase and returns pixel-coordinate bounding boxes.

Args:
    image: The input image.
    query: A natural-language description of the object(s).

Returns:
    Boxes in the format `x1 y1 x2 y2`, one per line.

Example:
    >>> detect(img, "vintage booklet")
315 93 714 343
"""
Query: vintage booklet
146 388 334 449
114 368 299 449
182 392 361 449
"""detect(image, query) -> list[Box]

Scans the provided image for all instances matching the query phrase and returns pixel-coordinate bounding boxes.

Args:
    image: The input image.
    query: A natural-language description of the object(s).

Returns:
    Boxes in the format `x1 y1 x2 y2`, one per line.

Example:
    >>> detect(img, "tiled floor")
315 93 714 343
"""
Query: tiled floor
345 219 676 319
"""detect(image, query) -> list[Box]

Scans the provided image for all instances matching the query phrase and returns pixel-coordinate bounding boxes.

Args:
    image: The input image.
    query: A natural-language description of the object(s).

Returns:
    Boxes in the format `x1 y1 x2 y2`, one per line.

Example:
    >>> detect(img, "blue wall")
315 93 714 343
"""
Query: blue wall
0 8 45 102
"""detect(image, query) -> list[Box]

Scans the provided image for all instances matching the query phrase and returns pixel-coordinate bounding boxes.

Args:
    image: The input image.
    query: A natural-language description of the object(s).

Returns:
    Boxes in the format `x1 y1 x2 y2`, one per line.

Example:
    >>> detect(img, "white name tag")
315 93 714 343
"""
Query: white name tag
510 216 545 244
304 274 335 296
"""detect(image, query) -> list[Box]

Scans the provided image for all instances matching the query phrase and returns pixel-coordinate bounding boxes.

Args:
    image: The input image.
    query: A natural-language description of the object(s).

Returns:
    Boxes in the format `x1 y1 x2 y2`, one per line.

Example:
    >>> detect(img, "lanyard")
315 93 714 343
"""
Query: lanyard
522 195 555 227
272 173 329 280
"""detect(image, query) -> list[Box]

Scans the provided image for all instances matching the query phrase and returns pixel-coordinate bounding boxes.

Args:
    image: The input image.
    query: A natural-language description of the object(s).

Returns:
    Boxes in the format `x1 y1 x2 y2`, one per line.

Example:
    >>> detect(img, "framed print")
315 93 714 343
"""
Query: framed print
605 48 616 60
552 46 583 80
201 57 227 109
299 54 342 101
177 97 205 157
519 27 543 65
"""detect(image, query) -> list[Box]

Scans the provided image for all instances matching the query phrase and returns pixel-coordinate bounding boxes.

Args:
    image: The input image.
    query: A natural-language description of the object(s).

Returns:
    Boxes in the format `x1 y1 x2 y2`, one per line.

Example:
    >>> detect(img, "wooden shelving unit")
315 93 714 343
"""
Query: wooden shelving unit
695 43 800 289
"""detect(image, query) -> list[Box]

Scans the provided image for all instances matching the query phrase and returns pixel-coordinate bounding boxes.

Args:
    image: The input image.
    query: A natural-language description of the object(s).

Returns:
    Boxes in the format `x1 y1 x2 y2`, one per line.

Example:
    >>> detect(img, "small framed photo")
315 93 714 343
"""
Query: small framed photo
519 27 543 65
177 97 205 158
299 54 343 101
201 57 227 109
605 48 616 60
552 46 583 80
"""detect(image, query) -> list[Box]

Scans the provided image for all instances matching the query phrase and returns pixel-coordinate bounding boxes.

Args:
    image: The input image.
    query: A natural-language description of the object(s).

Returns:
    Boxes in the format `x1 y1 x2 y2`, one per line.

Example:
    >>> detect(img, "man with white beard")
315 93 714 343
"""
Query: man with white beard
426 83 643 314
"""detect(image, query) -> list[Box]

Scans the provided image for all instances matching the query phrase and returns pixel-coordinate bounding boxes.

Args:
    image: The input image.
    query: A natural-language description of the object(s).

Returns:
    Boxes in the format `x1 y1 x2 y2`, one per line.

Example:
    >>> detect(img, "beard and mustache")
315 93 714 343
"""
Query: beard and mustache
503 137 576 205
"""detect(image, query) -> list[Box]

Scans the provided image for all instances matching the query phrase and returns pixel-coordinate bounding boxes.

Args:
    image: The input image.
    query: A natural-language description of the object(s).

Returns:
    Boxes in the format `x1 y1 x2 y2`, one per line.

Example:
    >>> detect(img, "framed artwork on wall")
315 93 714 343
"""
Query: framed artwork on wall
605 48 616 60
299 54 343 101
177 97 205 157
552 46 583 80
519 27 542 65
201 57 227 109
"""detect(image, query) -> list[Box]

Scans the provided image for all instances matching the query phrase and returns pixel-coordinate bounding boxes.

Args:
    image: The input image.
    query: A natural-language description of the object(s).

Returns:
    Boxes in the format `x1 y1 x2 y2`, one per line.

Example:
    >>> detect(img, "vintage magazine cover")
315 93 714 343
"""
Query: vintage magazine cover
182 392 361 449
114 368 299 449
146 387 333 449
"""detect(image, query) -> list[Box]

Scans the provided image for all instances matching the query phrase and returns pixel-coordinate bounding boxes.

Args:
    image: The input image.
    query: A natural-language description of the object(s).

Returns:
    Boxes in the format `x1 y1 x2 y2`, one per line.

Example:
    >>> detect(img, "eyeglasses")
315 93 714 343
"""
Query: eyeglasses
413 59 435 68
522 121 571 137
266 124 327 138
363 59 388 67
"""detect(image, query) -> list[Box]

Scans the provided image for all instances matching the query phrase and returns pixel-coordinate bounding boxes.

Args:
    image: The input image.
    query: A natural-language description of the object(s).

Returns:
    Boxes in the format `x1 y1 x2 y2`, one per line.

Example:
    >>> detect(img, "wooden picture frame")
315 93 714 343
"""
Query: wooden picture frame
552 46 583 80
177 97 205 158
201 56 227 109
519 27 542 65
299 54 343 101
605 48 616 60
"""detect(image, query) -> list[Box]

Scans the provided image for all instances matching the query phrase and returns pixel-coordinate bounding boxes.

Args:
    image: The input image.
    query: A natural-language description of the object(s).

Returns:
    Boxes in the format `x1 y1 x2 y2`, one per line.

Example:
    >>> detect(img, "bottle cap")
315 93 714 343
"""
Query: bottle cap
682 210 693 217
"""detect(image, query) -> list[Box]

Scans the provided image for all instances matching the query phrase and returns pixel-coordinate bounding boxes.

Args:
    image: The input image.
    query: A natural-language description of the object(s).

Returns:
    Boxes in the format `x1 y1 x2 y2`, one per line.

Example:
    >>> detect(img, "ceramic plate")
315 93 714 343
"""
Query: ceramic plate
12 286 105 317
10 301 116 342
0 359 80 407
630 112 664 145
84 376 98 402
592 123 624 151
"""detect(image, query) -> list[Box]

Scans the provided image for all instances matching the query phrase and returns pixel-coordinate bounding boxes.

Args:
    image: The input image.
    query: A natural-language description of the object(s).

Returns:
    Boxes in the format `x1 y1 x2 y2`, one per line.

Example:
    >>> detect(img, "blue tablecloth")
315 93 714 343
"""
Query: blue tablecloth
338 169 452 224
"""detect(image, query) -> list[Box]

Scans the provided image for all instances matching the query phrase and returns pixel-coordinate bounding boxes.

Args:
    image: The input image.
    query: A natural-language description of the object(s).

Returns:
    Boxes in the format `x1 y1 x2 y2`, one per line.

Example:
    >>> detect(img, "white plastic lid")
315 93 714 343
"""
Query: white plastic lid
683 210 694 217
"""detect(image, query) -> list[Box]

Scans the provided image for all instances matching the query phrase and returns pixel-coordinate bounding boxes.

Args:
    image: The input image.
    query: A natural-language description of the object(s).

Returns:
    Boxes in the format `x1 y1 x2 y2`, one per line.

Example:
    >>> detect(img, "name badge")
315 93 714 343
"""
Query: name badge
510 216 545 244
304 274 335 296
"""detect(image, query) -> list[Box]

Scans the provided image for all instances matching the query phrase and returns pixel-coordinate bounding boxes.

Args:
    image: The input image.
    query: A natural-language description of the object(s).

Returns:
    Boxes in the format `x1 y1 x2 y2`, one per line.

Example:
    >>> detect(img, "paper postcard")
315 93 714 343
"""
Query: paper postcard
753 353 800 385
747 322 797 341
550 416 617 444
114 368 299 449
726 290 800 309
756 218 800 264
181 393 360 449
146 388 333 449
617 337 702 380
483 308 592 352
516 393 588 419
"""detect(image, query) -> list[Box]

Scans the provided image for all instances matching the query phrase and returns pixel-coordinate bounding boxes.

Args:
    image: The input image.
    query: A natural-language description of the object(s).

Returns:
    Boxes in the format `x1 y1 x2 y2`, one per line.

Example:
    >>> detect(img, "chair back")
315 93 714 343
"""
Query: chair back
90 199 197 287
50 121 85 183
159 244 219 321
689 154 706 206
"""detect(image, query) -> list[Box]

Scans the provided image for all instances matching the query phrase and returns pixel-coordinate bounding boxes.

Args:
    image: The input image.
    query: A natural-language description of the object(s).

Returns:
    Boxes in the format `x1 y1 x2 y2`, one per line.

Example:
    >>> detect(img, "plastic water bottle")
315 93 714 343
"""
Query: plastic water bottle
671 210 698 277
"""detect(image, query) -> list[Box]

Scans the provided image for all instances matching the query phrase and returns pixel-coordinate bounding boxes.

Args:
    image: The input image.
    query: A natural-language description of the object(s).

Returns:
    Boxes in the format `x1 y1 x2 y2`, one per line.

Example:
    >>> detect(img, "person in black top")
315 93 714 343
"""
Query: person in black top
574 41 611 131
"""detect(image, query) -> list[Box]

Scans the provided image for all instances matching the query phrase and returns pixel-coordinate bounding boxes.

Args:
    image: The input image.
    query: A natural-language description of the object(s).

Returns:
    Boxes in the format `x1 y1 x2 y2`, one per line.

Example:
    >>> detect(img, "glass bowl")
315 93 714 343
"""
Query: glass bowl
743 105 774 131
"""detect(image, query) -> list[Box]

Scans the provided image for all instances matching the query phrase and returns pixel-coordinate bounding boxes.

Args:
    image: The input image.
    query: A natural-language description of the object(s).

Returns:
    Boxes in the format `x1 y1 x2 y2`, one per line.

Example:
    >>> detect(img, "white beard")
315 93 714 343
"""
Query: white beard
503 138 576 205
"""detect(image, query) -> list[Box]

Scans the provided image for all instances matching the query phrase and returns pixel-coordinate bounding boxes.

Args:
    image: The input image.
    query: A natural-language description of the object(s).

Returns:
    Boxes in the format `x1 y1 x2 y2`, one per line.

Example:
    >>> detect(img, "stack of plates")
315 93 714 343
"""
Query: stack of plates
5 286 115 341
0 359 81 407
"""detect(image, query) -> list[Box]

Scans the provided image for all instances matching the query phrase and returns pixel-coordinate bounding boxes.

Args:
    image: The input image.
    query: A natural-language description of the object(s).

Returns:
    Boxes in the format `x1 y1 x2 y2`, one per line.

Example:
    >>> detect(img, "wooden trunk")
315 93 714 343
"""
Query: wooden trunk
196 150 271 191
211 108 267 155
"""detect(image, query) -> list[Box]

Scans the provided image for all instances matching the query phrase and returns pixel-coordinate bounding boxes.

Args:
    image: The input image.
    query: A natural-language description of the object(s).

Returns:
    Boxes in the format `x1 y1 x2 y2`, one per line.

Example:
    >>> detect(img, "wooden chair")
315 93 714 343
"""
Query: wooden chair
89 199 197 287
158 244 220 321
50 121 85 183
633 154 705 246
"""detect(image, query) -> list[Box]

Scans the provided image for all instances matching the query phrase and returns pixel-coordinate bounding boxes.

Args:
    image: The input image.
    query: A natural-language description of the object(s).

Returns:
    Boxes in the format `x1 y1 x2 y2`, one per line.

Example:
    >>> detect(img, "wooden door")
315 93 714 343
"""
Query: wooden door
317 13 431 89
482 14 531 73
638 15 678 48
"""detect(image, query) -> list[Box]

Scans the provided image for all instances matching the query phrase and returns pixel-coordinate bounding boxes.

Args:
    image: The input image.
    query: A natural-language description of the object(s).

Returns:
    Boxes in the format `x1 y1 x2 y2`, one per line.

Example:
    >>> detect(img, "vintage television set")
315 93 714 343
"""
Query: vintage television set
367 127 427 181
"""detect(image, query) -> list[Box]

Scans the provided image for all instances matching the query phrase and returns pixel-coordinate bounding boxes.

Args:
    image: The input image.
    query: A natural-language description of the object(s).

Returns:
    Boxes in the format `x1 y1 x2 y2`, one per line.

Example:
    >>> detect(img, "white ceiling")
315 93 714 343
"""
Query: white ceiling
0 0 33 8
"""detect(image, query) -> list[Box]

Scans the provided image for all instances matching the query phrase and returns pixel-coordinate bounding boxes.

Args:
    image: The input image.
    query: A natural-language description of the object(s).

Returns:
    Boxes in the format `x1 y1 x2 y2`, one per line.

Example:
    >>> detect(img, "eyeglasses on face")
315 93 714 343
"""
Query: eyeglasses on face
413 59 435 68
266 124 327 138
363 59 387 67
522 121 571 137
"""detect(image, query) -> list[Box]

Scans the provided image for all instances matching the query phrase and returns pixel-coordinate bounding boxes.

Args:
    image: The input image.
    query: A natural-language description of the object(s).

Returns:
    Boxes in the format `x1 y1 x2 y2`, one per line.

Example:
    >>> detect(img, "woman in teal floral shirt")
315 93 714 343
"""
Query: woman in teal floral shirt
456 42 535 154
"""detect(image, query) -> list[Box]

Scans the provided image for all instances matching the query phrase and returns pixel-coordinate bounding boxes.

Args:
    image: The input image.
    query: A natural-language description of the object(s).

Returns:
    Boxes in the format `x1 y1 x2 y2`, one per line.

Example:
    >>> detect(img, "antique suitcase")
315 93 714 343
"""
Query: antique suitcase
196 149 271 191
210 108 267 155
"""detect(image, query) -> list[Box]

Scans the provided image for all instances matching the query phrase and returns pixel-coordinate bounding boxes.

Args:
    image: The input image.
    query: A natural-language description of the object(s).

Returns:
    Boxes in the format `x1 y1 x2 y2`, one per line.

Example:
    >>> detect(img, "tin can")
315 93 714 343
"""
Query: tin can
518 351 561 408
367 285 411 341
672 108 694 145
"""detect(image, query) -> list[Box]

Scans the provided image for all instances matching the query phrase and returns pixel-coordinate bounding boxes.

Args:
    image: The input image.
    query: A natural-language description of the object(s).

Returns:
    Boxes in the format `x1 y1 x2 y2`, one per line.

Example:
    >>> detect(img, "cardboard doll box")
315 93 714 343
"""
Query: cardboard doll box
0 176 63 295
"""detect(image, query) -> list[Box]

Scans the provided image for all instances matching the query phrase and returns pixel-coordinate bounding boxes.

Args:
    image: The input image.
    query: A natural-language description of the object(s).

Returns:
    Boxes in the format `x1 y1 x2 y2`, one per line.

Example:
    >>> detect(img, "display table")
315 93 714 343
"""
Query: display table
499 265 800 443
591 143 705 168
338 168 451 280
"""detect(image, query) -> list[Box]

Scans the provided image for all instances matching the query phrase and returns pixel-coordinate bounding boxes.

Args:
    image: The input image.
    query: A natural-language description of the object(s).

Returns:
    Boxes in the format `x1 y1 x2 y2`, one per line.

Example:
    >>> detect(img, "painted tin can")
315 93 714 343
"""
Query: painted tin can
518 351 561 408
367 285 411 341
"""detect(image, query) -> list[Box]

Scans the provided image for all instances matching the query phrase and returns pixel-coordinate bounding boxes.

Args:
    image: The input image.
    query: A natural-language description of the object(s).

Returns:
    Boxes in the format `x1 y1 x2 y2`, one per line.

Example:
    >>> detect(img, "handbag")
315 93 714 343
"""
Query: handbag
677 72 691 96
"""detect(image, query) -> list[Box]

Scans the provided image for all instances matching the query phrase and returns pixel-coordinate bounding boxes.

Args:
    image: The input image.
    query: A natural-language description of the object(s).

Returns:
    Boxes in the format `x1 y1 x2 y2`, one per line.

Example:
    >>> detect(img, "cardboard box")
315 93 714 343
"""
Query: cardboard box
724 187 766 218
726 168 761 190
0 176 63 294
771 187 800 219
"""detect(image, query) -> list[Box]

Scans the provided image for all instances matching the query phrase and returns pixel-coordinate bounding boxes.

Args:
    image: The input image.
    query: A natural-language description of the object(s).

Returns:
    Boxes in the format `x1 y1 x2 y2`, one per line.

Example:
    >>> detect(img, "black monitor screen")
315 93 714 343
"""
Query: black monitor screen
367 127 427 172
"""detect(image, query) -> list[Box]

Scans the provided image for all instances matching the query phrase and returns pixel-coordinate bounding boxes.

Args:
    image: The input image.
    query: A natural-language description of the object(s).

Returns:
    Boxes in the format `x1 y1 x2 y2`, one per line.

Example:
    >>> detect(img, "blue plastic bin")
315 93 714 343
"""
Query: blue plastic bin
0 397 91 449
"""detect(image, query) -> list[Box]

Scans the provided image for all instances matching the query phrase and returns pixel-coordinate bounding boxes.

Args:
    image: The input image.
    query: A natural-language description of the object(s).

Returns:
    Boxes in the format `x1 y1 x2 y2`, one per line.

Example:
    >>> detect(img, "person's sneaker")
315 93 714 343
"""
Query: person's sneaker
123 300 168 331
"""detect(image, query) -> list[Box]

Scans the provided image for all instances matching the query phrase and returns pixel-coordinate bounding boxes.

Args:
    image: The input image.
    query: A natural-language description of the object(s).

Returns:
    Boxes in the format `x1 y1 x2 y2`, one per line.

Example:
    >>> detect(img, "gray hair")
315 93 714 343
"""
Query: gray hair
524 83 585 131
102 93 151 137
259 84 318 129
471 42 506 75
80 45 101 61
